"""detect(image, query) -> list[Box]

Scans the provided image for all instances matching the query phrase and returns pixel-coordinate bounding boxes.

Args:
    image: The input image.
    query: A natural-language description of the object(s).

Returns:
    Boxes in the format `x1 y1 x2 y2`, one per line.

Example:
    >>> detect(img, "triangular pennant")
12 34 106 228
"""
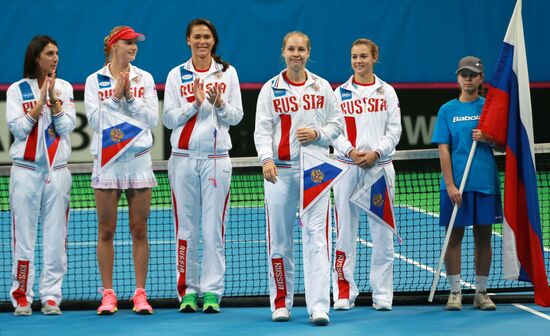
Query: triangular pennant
43 117 61 168
95 110 147 177
299 147 349 217
350 169 399 237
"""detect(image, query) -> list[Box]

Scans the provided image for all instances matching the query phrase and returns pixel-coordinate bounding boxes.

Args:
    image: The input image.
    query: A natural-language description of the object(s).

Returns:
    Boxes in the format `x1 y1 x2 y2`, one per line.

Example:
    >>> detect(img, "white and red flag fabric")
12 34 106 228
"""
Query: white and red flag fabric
300 147 348 217
42 112 61 169
477 0 550 306
95 110 146 177
350 169 399 240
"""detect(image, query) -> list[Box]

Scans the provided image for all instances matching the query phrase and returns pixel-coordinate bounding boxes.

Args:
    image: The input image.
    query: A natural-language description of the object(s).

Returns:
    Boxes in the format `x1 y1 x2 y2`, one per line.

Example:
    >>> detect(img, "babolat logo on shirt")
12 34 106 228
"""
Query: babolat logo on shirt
97 74 111 88
453 115 480 122
340 88 352 101
180 67 194 83
273 88 286 97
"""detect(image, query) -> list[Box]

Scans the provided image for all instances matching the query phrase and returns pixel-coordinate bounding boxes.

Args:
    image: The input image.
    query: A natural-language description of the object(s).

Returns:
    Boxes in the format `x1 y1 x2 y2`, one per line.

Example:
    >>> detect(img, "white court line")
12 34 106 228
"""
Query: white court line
54 239 268 248
356 236 476 289
397 204 440 218
491 230 550 253
333 207 477 289
513 303 550 320
400 204 550 253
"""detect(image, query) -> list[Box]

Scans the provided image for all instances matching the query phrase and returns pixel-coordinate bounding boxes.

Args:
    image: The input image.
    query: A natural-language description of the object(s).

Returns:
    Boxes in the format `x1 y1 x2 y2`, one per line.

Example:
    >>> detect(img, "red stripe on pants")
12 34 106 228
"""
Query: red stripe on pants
221 191 230 242
334 251 350 299
171 192 179 234
12 260 30 305
272 258 287 309
344 116 357 148
177 240 188 297
278 114 291 161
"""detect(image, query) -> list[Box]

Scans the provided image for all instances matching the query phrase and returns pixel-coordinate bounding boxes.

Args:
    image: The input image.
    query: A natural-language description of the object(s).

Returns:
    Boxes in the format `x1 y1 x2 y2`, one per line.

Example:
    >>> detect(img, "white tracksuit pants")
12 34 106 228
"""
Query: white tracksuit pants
332 163 395 307
265 165 331 315
9 164 71 307
168 155 231 302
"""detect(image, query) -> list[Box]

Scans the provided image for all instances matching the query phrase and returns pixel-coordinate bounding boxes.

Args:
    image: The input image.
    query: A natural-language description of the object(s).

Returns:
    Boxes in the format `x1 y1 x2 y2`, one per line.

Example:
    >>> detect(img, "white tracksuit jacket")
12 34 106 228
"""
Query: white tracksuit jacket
254 69 343 315
85 64 158 158
332 75 401 308
6 77 76 307
163 58 243 301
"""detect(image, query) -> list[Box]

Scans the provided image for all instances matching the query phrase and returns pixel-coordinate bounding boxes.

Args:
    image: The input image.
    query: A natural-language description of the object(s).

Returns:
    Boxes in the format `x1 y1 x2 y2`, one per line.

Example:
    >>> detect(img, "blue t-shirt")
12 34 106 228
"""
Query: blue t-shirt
431 97 500 194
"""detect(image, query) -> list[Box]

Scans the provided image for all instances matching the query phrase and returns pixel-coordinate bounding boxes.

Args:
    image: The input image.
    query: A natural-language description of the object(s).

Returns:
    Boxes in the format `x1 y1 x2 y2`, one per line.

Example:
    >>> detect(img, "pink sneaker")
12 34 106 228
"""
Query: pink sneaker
132 288 153 314
97 289 118 315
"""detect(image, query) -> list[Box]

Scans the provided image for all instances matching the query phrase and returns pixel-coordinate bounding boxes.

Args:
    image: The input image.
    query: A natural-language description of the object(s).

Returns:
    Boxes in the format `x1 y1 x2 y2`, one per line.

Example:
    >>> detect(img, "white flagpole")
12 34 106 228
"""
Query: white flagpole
428 141 478 302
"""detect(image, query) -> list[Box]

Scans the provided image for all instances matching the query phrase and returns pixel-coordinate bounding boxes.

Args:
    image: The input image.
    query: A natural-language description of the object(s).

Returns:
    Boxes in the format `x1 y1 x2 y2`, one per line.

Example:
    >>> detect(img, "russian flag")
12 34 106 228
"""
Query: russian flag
477 0 550 307
300 147 349 216
367 174 395 230
95 110 147 177
44 122 60 168
350 169 399 238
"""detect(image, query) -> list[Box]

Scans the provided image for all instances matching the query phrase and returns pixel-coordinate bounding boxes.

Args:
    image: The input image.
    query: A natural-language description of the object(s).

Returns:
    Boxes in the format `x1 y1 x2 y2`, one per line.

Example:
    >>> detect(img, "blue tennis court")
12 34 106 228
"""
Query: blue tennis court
0 203 544 302
1 304 549 336
1 157 549 334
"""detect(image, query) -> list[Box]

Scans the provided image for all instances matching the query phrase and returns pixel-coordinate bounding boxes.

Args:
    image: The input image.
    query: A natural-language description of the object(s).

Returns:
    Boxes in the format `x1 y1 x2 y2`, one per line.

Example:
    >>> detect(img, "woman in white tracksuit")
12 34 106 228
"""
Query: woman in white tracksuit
331 38 401 311
7 35 76 316
163 18 243 314
254 31 343 325
85 26 158 315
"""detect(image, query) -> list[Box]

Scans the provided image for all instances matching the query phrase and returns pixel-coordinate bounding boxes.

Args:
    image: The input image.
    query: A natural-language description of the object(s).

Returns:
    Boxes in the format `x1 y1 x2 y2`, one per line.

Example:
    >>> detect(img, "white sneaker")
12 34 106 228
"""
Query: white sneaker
334 299 354 310
445 291 462 311
373 301 392 311
41 300 62 315
473 291 496 310
310 311 330 326
272 307 290 322
14 302 32 316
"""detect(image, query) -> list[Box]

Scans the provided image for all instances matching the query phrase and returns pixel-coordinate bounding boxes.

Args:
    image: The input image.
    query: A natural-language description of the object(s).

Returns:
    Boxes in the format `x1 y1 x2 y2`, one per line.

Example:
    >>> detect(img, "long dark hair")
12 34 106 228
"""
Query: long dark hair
23 35 58 79
186 18 229 72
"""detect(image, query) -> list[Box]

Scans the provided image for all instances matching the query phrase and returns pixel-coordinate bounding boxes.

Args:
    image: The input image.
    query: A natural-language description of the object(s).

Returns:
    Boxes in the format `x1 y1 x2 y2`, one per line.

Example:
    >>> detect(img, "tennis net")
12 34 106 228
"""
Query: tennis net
0 145 549 309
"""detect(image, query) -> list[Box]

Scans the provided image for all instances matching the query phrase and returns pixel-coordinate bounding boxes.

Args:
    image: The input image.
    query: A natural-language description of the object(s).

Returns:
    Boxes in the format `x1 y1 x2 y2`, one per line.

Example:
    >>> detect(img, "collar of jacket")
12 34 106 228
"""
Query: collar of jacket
271 68 320 92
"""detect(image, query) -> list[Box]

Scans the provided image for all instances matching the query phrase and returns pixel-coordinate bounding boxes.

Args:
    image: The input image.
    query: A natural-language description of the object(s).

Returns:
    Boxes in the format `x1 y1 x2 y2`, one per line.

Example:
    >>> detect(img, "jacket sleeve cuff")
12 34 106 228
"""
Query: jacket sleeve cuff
345 146 355 157
25 114 38 126
259 153 273 165
313 128 321 141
